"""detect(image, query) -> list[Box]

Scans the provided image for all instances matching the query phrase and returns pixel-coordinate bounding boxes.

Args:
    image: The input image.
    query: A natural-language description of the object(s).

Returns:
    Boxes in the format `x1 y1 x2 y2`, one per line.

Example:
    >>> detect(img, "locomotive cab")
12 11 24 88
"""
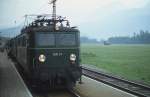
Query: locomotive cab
33 31 80 69
7 0 82 88
22 17 82 87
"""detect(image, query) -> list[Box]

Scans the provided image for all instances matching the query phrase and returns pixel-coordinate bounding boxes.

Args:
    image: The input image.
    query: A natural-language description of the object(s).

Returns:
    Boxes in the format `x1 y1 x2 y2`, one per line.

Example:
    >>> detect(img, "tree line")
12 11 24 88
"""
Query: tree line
108 30 150 44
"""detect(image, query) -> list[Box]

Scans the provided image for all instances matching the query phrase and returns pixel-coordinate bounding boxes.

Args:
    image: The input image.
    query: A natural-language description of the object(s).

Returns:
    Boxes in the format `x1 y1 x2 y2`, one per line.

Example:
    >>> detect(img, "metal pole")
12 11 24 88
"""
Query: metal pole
52 1 56 20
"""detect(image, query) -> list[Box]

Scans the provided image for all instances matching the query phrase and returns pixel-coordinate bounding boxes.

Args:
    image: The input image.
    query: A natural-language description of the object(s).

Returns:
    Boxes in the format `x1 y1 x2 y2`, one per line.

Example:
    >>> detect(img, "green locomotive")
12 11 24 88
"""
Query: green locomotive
6 0 82 88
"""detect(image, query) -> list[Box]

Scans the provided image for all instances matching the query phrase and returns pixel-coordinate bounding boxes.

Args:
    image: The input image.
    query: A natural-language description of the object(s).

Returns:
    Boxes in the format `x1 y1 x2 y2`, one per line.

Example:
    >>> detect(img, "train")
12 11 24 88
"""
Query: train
6 0 82 88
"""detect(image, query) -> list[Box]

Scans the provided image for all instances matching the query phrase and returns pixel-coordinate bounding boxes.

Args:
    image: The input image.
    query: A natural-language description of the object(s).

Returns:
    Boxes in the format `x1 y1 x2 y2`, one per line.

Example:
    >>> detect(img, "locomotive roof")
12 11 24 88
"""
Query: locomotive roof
21 26 79 34
21 15 79 34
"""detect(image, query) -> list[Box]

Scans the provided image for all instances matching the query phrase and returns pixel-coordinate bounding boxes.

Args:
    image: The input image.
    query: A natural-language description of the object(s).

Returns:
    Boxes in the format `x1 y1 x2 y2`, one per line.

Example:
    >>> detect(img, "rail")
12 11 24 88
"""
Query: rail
68 88 81 97
82 65 150 97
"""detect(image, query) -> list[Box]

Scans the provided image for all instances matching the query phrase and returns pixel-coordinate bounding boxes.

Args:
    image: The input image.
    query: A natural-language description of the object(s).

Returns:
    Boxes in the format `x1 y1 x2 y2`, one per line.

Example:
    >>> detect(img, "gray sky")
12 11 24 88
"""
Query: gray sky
0 0 150 40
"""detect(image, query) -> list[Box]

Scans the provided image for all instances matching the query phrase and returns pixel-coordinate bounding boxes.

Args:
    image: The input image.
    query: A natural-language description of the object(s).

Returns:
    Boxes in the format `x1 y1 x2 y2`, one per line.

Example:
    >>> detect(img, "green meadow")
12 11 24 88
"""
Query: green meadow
81 44 150 84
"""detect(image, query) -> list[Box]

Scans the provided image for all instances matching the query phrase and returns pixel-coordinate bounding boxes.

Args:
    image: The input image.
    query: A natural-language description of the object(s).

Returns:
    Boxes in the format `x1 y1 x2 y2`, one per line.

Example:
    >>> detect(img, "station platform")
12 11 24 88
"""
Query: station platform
0 52 32 97
75 76 137 97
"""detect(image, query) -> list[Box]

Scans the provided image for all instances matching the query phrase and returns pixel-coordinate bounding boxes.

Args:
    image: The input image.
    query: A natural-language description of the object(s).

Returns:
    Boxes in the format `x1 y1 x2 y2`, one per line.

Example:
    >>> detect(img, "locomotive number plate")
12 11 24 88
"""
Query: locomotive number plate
52 53 63 56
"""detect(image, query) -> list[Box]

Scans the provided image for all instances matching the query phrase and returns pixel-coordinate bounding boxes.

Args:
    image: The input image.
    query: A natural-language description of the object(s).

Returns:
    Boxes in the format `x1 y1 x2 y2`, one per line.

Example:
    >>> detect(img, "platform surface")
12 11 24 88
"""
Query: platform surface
0 52 32 97
75 76 137 97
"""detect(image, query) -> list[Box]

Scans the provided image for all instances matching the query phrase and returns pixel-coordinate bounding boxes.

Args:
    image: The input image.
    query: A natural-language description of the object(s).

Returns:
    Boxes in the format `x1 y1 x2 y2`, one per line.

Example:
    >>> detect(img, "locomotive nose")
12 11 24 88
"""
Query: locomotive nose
34 49 78 67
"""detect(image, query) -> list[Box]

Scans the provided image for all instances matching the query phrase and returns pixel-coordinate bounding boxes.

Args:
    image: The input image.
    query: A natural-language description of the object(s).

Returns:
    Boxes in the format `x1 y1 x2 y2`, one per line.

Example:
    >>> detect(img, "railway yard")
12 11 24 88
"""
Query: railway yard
1 0 150 97
1 51 147 97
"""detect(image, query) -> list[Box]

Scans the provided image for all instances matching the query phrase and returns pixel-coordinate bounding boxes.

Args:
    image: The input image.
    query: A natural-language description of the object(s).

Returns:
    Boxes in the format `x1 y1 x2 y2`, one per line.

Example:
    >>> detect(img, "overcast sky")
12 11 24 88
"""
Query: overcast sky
0 0 150 40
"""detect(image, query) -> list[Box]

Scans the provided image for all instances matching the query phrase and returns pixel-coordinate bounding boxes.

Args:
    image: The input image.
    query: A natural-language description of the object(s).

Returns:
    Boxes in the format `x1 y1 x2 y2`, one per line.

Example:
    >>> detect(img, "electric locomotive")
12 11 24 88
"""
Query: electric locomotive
7 0 82 88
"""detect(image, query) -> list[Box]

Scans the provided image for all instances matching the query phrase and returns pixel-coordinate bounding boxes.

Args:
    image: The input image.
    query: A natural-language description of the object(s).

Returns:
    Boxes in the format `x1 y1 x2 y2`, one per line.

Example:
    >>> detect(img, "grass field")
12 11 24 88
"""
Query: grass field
81 44 150 84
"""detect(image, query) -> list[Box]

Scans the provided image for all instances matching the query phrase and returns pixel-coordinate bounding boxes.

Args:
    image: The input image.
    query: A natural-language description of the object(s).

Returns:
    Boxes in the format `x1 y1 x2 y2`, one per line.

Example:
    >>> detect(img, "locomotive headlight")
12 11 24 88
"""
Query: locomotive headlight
70 54 76 61
39 54 46 62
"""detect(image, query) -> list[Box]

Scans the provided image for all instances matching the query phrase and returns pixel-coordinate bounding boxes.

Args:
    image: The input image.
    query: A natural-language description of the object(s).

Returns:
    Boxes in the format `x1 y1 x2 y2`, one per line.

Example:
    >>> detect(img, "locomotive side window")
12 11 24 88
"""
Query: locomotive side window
35 33 55 46
22 36 26 46
56 34 76 46
18 38 21 46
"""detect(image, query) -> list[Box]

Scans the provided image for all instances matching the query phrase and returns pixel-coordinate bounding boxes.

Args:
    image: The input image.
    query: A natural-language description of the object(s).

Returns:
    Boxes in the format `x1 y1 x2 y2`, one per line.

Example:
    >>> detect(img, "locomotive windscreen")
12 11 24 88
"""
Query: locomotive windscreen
35 32 77 46
57 34 76 46
35 33 55 46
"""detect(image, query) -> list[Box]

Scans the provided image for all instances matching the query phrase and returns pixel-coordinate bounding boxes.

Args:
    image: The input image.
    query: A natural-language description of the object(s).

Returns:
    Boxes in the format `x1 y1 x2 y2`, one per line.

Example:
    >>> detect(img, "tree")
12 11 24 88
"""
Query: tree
108 30 150 44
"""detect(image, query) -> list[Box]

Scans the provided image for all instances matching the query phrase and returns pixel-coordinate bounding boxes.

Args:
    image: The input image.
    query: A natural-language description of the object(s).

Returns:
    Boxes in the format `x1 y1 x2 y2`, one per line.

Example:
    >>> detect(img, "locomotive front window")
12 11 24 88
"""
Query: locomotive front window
57 34 76 46
35 33 55 46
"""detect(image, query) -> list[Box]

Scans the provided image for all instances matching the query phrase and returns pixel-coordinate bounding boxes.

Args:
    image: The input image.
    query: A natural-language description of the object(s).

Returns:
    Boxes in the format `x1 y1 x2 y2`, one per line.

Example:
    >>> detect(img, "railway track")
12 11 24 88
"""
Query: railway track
82 65 150 97
32 89 80 97
69 89 81 97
